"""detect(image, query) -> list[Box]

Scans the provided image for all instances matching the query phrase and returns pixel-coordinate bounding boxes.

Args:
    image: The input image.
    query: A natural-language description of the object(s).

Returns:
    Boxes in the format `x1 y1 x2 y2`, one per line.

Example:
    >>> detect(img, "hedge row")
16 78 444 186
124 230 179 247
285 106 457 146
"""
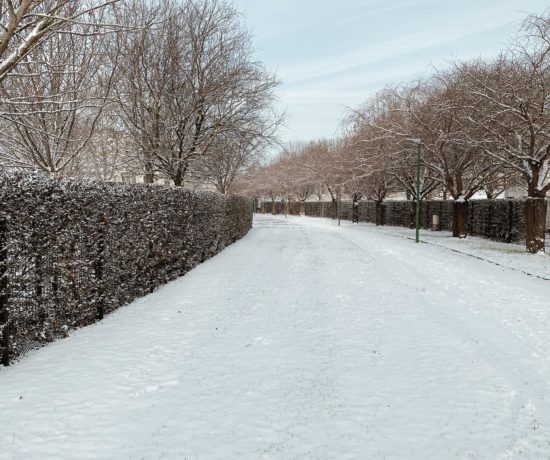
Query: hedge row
0 173 252 364
261 199 527 243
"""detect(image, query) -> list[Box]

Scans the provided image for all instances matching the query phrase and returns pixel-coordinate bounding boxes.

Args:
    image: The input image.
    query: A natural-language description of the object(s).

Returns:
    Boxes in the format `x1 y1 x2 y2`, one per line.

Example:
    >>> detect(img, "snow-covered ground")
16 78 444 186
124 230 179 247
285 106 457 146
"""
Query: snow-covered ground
1 214 550 459
358 221 550 280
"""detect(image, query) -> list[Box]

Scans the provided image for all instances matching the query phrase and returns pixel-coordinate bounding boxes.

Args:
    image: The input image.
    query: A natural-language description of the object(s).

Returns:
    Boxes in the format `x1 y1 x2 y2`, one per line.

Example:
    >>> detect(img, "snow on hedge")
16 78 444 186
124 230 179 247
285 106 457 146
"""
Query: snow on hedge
0 173 252 363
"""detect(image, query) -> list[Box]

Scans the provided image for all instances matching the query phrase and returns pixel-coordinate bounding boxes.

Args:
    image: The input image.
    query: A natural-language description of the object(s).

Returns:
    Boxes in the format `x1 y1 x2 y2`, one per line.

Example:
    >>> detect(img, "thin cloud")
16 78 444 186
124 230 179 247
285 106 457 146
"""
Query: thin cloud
232 0 549 144
334 0 438 27
282 19 516 86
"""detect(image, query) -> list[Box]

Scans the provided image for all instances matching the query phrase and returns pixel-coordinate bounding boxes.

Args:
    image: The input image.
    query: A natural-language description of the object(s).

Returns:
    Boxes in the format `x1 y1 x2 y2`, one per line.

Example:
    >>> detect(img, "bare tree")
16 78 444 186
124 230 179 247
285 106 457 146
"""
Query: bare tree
115 0 280 187
399 78 505 237
0 6 119 175
196 108 281 194
456 14 550 252
352 134 399 225
348 108 440 227
297 141 326 202
0 0 121 83
346 91 416 225
278 146 317 214
193 134 262 194
352 81 504 237
298 139 346 216
79 111 135 181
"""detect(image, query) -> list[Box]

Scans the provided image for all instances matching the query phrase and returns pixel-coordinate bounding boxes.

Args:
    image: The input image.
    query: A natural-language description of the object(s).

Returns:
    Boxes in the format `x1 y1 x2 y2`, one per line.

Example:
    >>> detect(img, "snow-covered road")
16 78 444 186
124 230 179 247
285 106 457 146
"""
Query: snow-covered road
1 214 550 459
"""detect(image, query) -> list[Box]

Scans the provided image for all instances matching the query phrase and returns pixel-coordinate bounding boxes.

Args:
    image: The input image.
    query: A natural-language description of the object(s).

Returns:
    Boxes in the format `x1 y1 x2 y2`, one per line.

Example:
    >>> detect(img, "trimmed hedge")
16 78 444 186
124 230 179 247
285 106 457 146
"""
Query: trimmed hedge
261 199 527 243
0 173 252 363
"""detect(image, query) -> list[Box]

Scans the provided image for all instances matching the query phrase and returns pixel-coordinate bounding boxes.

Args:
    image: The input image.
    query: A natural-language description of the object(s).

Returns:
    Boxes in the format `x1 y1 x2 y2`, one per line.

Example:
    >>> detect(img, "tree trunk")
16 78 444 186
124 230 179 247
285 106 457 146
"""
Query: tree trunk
525 197 547 254
173 174 183 187
409 202 416 229
352 202 359 223
452 200 468 238
375 201 385 226
331 199 337 219
143 172 154 184
271 199 276 215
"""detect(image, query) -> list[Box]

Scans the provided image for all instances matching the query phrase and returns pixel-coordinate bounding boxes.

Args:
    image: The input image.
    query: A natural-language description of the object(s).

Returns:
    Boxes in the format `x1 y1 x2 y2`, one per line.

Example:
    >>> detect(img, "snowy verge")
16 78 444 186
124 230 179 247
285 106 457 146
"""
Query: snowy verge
287 215 550 280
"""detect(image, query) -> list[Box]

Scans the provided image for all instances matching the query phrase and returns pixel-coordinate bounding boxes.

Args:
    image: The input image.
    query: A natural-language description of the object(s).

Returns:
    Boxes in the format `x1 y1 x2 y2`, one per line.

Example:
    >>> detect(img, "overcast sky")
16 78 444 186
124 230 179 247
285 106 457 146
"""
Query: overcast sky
231 0 548 148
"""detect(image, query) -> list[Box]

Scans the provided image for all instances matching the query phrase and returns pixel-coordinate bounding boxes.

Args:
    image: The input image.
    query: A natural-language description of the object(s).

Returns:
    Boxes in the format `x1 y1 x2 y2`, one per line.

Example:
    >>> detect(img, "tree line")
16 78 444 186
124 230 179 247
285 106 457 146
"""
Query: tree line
0 0 282 192
236 13 550 254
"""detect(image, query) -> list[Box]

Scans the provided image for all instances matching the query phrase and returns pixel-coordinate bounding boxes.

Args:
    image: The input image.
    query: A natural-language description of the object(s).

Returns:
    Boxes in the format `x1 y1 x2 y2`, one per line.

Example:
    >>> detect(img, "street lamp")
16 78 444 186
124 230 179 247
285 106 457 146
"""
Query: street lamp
407 138 422 243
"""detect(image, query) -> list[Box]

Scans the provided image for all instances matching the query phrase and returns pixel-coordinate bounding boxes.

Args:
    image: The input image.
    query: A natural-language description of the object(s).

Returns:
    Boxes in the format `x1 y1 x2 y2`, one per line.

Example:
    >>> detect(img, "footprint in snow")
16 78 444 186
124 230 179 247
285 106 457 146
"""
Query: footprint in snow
244 336 268 347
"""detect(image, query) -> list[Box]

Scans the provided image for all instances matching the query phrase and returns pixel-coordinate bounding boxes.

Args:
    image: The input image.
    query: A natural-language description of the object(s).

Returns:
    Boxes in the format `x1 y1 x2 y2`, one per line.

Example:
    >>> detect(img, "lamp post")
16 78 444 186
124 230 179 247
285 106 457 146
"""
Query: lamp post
408 139 422 243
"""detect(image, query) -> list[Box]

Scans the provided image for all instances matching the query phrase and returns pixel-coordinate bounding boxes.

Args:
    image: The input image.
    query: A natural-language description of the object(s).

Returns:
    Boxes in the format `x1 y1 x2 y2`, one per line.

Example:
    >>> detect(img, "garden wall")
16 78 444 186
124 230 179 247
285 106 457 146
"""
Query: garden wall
261 199 527 243
0 173 253 364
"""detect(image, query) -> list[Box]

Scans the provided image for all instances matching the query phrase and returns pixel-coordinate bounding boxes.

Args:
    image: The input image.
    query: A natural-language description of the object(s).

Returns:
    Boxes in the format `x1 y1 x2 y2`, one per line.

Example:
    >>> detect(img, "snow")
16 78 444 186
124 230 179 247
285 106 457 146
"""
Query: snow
1 214 550 459
523 160 533 181
359 222 550 280
536 159 549 192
